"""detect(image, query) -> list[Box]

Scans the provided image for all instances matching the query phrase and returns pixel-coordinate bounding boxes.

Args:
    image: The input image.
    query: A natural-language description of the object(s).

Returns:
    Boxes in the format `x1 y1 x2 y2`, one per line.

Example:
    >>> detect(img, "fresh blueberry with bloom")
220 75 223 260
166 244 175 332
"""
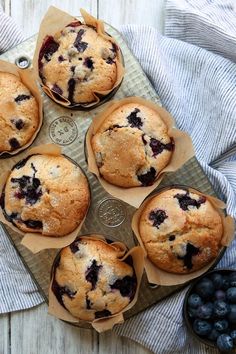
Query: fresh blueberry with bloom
213 301 230 318
214 290 226 301
230 330 236 344
217 334 233 352
226 287 236 303
197 303 213 320
222 276 230 290
193 319 212 336
210 273 223 290
188 293 203 309
214 319 229 332
229 272 236 287
227 304 236 324
195 278 215 300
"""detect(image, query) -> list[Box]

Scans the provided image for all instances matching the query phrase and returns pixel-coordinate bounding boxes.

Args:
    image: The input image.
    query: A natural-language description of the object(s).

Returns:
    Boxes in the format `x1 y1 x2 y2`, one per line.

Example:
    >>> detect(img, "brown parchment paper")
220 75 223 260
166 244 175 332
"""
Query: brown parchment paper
132 186 235 286
86 97 195 208
0 144 90 253
0 59 43 157
32 7 125 108
48 234 144 332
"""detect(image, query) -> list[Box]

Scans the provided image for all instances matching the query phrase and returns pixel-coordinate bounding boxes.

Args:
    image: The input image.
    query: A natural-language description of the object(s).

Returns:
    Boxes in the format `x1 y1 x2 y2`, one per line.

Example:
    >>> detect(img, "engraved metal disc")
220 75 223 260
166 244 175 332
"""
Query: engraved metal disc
97 198 127 227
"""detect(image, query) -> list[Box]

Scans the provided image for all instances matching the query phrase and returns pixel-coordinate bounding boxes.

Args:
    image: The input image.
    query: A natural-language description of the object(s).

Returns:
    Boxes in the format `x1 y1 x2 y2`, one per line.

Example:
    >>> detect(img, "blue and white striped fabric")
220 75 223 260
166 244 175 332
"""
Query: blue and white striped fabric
113 1 236 353
0 0 235 353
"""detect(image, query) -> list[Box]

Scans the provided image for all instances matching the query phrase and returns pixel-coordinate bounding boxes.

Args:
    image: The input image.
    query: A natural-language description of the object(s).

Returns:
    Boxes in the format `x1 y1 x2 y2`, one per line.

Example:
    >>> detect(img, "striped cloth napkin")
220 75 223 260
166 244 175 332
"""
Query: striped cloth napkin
0 1 235 353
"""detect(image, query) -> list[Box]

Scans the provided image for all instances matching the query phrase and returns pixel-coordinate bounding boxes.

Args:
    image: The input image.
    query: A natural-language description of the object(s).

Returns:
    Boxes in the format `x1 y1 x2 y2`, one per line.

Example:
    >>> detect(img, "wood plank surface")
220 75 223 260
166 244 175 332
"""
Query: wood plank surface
10 304 98 354
99 0 165 32
0 314 10 354
10 0 97 38
0 0 165 353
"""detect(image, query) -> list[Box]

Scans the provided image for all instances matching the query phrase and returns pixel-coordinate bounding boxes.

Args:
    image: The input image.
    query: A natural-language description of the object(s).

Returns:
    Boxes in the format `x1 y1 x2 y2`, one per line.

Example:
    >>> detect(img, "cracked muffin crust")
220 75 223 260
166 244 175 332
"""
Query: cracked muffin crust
0 72 39 153
0 154 90 236
38 21 120 105
91 103 174 187
51 236 137 321
139 188 223 274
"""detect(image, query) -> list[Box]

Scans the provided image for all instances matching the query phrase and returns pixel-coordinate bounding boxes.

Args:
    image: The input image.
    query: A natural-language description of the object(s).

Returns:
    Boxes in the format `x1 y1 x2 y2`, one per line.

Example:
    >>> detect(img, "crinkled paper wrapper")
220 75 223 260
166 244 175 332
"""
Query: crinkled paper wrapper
132 186 235 286
86 96 195 208
0 60 43 157
48 234 144 332
33 7 125 109
0 144 90 253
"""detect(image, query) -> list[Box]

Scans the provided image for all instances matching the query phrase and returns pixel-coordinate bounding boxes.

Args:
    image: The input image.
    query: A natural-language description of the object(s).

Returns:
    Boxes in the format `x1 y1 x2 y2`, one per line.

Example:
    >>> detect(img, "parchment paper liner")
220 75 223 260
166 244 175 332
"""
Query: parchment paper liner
33 7 125 109
48 234 144 332
86 96 195 208
0 144 90 253
132 186 235 286
0 60 43 157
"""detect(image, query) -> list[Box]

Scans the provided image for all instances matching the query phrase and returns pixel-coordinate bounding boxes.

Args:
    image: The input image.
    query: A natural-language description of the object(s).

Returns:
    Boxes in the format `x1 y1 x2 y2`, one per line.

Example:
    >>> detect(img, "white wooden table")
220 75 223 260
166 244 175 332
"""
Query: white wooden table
0 1 165 353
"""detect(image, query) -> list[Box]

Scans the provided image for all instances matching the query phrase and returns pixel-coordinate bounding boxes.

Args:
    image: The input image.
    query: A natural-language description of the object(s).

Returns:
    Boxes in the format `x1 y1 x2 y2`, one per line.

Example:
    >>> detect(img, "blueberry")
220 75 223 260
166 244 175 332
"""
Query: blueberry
9 138 20 149
68 78 76 103
214 301 230 318
215 290 226 301
74 29 88 52
197 303 213 319
195 278 215 299
210 273 223 290
193 319 212 336
222 276 230 290
137 167 156 186
228 304 236 324
11 118 25 130
85 260 102 290
230 330 236 344
84 57 94 70
110 275 137 300
217 334 233 352
149 209 168 229
174 192 206 211
188 307 198 319
178 243 199 270
70 241 79 253
188 293 203 309
227 288 236 303
127 108 142 128
229 272 236 287
208 329 220 341
214 320 229 332
23 220 42 229
39 36 59 62
15 94 30 103
149 138 173 157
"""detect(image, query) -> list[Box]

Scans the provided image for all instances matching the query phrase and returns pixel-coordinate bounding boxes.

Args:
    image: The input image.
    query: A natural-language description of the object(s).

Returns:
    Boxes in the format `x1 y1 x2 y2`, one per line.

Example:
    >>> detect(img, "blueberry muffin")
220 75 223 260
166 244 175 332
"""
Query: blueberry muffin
51 236 137 321
38 20 122 105
0 72 39 153
91 103 174 187
0 154 90 236
139 188 223 274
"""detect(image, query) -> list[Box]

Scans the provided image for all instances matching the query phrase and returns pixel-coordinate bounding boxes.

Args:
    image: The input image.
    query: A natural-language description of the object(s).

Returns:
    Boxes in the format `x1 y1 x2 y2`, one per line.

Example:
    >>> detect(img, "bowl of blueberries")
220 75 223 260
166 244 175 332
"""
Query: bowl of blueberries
184 269 236 352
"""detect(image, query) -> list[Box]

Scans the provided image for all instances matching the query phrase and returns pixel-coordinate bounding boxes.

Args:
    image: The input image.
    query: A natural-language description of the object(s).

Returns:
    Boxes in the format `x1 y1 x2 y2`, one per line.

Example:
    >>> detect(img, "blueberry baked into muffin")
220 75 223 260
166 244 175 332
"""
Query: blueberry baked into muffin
91 103 174 187
0 154 90 236
51 236 137 321
38 18 122 106
0 72 39 153
139 188 223 274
